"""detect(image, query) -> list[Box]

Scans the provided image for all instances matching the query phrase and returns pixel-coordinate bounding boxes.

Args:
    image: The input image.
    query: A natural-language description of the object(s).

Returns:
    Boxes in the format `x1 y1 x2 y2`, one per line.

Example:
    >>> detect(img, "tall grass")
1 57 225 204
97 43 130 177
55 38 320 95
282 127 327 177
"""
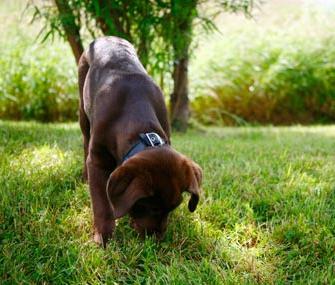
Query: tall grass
0 39 77 121
190 4 335 125
0 0 78 122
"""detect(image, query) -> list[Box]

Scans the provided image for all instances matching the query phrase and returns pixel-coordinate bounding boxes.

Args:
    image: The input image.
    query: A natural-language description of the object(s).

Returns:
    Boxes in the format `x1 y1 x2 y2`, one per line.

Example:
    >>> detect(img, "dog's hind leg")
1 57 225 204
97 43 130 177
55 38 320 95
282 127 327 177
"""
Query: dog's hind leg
78 53 90 181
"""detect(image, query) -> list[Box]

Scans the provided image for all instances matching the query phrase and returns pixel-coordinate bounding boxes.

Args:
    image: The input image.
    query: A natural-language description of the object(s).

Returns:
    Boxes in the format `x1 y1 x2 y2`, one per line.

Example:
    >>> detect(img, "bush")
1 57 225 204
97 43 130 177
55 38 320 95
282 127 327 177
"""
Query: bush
190 8 335 125
0 39 77 122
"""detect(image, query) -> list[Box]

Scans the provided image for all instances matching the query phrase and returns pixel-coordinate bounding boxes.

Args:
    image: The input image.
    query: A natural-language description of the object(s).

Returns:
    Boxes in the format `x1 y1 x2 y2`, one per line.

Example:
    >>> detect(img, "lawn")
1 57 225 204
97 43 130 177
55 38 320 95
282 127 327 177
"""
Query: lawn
1 121 334 284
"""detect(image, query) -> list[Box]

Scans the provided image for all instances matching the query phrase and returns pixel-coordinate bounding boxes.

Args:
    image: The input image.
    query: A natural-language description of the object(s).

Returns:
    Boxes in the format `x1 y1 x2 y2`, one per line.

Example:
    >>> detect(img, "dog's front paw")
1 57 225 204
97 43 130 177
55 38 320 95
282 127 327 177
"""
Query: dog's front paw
93 232 112 248
93 220 115 248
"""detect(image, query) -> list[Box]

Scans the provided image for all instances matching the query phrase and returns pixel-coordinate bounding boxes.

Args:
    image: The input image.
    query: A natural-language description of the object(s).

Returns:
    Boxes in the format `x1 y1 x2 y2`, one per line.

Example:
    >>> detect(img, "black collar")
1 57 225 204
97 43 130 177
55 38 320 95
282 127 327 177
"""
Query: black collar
122 132 166 163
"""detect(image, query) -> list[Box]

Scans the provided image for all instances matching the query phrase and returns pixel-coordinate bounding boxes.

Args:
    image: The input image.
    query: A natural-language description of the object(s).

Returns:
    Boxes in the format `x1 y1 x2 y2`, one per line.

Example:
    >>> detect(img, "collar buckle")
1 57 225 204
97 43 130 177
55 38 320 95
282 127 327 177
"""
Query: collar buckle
144 132 164 147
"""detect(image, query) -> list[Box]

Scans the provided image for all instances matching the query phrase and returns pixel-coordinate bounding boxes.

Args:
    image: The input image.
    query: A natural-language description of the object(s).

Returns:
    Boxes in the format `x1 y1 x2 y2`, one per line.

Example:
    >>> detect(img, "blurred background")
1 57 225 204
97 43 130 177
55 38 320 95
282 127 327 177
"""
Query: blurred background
1 0 334 128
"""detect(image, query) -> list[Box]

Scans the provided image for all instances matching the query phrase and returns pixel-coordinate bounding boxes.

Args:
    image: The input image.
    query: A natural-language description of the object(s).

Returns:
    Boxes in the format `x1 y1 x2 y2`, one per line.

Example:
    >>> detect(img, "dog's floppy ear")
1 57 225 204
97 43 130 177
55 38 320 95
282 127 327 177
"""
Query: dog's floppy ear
106 161 153 219
183 159 203 212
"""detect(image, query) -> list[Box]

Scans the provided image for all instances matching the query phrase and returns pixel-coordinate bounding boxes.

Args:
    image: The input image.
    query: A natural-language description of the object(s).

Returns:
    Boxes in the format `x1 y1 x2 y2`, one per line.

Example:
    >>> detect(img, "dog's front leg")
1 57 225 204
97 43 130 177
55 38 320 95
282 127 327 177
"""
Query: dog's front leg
87 153 115 247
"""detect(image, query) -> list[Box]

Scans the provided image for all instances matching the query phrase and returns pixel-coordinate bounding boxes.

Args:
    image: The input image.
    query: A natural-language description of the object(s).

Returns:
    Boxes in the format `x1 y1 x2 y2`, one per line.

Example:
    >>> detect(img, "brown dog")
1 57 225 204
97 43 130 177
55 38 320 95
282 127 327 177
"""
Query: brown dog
78 36 202 247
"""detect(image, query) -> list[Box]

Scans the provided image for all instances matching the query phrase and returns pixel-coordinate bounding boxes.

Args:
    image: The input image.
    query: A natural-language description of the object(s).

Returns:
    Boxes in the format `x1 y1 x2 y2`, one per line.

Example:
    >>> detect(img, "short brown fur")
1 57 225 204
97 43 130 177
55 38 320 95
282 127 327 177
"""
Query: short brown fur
78 37 202 247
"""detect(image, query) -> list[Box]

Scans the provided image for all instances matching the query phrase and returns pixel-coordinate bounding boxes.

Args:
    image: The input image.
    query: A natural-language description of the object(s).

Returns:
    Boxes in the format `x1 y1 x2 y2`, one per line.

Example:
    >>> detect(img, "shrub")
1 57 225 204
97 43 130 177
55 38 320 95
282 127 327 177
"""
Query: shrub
0 39 77 122
190 8 335 125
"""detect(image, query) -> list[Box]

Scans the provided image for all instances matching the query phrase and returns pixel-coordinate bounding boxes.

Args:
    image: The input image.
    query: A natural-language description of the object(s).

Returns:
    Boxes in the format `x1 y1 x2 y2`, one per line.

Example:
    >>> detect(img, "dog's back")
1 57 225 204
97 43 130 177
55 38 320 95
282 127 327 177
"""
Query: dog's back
81 36 148 121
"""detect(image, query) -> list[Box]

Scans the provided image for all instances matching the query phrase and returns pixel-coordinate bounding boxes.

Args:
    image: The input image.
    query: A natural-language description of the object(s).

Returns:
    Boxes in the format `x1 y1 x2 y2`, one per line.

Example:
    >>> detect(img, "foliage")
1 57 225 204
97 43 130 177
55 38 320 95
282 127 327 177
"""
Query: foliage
31 0 167 76
30 0 255 78
0 39 77 122
190 7 335 125
1 1 335 125
1 121 335 283
1 25 335 124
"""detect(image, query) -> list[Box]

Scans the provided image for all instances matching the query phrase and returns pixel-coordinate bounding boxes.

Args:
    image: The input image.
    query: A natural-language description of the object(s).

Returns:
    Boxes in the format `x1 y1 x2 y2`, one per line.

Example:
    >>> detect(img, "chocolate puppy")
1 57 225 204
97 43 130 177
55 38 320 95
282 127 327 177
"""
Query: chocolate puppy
78 36 202 246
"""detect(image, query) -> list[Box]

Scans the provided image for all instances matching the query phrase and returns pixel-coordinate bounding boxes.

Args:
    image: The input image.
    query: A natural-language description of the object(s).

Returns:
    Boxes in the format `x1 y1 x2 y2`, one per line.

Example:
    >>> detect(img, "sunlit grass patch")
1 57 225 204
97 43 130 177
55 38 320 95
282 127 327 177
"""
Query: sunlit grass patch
10 146 70 175
1 121 335 283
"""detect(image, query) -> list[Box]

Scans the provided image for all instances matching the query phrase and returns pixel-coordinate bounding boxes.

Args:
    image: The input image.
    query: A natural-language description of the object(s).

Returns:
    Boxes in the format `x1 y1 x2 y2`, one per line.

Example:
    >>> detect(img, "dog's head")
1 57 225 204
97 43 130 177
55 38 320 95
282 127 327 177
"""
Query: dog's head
106 146 202 239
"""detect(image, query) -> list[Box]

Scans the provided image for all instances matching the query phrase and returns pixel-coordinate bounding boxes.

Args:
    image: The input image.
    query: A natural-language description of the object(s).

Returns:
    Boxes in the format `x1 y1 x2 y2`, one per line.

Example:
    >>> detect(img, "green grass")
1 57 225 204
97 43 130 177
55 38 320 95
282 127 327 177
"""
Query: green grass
190 2 335 125
1 121 335 284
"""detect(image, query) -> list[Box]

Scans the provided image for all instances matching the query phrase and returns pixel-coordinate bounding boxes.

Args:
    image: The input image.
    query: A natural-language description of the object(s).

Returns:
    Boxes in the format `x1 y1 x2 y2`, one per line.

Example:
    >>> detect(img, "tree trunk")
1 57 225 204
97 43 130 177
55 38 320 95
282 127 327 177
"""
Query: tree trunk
170 57 189 132
54 0 83 64
168 0 197 132
66 34 84 64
